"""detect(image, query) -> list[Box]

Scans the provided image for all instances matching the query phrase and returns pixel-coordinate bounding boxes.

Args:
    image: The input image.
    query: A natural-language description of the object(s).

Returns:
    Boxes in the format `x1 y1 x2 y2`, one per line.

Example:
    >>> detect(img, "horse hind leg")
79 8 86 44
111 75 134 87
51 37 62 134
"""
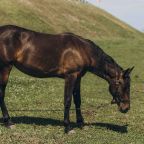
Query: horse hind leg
0 65 13 128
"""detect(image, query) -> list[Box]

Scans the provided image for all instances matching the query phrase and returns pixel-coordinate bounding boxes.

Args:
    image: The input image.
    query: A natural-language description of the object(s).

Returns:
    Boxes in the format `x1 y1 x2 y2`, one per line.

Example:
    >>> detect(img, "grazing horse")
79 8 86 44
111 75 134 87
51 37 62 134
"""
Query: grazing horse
0 25 133 133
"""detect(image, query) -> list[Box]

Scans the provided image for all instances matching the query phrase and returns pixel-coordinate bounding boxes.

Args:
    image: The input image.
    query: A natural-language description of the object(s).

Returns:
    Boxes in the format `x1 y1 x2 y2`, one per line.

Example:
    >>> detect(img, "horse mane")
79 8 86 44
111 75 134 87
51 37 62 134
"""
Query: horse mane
85 39 123 79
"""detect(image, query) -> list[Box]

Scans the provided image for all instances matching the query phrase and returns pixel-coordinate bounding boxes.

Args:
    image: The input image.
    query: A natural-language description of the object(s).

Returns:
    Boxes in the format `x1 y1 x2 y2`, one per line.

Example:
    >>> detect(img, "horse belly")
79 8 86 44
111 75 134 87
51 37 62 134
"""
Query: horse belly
14 61 61 78
14 52 61 78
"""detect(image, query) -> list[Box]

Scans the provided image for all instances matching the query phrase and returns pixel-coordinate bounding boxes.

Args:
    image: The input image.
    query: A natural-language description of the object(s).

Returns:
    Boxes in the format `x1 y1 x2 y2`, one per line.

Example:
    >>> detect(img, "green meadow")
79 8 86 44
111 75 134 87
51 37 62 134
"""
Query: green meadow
0 0 144 143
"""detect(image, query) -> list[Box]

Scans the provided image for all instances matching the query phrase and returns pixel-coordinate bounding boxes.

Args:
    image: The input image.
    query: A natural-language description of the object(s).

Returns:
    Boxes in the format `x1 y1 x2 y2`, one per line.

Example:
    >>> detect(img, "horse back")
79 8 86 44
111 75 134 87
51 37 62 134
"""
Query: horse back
0 25 93 77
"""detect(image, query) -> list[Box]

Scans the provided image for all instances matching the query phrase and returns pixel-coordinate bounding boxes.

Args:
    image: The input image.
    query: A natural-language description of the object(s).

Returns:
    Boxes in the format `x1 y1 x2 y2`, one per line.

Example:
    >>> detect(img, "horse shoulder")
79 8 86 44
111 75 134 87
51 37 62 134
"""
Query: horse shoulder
58 36 92 74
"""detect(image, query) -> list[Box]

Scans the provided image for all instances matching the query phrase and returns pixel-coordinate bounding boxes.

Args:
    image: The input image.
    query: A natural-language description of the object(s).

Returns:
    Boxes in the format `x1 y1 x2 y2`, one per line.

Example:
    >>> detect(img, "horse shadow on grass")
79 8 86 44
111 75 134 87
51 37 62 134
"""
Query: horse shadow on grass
0 115 128 133
91 122 128 133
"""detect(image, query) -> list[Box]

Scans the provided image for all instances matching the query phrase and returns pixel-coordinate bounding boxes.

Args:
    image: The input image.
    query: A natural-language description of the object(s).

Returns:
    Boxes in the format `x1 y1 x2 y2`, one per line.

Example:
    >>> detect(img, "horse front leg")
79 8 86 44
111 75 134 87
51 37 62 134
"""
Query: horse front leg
0 66 13 128
73 77 84 129
64 74 77 133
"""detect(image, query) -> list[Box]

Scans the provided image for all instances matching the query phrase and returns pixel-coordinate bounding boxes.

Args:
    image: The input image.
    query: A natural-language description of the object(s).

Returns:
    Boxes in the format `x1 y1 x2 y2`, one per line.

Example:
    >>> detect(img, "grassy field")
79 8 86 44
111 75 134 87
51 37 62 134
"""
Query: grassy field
0 38 144 144
0 0 144 143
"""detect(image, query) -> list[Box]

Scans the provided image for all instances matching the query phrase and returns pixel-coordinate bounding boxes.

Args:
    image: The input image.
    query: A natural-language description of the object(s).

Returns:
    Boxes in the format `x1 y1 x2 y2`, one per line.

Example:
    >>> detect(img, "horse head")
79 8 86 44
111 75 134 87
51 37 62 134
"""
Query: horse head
109 67 134 113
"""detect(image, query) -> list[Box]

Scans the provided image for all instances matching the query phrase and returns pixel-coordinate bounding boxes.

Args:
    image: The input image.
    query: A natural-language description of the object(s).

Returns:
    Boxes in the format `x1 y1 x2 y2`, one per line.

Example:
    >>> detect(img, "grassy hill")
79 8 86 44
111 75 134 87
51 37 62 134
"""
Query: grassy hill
0 0 143 40
1 1 144 144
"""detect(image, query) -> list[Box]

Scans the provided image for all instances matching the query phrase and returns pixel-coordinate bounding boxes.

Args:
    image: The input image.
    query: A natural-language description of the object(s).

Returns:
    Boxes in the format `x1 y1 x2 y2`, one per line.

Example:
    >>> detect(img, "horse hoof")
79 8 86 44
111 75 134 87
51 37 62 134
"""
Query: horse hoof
64 126 73 134
77 122 84 129
5 122 15 129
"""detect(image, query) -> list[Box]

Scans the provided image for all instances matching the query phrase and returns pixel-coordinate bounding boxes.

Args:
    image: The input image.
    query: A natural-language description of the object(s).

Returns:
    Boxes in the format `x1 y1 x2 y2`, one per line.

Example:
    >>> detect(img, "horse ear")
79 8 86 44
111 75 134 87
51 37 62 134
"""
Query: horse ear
123 66 134 78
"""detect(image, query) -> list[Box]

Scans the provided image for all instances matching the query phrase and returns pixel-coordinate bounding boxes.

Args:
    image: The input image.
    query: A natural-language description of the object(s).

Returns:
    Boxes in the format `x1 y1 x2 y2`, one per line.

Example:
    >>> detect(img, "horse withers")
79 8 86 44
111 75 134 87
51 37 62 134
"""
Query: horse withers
0 25 133 133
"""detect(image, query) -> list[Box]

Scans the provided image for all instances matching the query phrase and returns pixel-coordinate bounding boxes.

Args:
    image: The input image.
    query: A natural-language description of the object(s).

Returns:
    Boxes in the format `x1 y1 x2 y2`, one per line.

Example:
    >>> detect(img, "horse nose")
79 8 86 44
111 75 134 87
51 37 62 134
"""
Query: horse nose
119 103 130 113
120 107 129 113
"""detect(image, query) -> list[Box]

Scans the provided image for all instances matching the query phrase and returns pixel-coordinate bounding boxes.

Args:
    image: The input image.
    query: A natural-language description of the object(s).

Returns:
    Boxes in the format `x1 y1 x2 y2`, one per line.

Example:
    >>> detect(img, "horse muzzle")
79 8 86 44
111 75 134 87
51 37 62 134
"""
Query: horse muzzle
111 98 130 113
119 102 130 113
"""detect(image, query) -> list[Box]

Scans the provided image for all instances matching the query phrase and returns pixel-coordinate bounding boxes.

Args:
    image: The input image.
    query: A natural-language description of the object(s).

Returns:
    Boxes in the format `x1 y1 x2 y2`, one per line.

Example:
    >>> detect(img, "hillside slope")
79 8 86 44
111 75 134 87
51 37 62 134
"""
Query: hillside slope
0 0 143 40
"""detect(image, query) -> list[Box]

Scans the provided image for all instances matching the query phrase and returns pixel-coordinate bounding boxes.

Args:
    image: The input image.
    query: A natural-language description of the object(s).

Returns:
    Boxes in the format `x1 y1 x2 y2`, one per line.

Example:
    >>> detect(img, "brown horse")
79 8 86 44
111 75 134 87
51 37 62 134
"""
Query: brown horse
0 25 133 133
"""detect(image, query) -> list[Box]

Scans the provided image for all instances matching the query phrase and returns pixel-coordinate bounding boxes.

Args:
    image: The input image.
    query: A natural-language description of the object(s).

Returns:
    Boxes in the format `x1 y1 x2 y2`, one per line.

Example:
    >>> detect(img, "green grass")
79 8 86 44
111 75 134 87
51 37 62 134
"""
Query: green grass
0 0 143 40
0 38 144 144
0 0 144 143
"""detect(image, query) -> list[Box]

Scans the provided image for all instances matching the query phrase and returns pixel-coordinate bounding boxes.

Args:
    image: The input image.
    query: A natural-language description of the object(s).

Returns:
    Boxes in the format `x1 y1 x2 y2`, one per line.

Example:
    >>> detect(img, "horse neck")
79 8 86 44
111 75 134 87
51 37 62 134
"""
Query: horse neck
91 52 123 83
